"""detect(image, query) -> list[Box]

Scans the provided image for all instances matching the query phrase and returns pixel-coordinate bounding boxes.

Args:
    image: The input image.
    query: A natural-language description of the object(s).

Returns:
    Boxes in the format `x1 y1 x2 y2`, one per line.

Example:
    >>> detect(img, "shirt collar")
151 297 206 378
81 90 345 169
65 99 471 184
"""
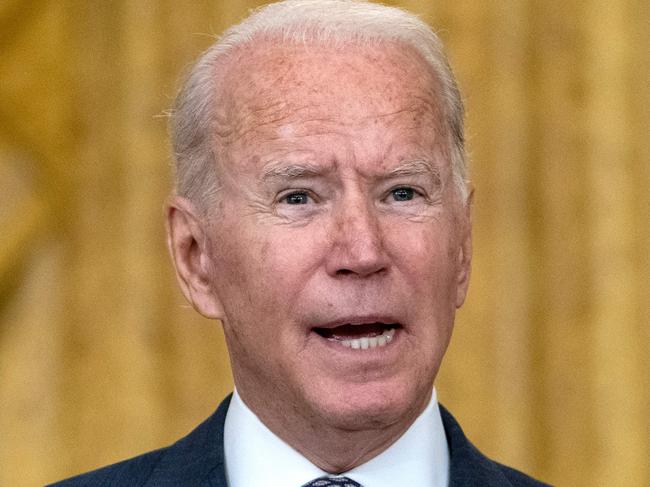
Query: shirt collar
224 388 449 487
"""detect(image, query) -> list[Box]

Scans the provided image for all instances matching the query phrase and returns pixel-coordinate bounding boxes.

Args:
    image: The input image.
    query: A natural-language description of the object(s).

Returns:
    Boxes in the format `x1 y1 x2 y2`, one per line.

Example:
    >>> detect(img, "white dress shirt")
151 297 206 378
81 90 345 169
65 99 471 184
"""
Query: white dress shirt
224 388 449 487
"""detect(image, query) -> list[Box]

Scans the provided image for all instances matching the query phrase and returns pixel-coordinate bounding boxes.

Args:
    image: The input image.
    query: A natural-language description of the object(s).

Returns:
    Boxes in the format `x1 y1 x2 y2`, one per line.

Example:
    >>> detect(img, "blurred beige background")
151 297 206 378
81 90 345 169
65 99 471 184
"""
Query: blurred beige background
1 1 648 485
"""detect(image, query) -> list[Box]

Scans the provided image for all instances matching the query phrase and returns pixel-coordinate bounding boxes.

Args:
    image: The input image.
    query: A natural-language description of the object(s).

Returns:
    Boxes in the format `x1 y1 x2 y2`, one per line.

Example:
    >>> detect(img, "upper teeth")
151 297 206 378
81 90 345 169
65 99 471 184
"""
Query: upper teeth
338 328 395 350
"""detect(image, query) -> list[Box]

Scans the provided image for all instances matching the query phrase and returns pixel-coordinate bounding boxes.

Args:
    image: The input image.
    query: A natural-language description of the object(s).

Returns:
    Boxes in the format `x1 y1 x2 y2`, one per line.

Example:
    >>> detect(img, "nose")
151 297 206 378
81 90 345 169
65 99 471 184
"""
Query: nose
325 196 389 278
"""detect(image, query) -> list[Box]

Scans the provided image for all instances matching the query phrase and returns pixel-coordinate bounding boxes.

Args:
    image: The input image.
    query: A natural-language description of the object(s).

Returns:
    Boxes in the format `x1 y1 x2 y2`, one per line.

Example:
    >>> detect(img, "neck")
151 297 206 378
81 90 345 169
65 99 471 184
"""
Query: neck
235 386 431 473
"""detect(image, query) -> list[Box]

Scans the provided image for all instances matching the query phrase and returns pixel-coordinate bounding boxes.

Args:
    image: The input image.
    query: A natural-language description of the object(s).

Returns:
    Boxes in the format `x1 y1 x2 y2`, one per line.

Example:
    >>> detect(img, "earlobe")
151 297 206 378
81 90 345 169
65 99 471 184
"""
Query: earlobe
166 196 225 319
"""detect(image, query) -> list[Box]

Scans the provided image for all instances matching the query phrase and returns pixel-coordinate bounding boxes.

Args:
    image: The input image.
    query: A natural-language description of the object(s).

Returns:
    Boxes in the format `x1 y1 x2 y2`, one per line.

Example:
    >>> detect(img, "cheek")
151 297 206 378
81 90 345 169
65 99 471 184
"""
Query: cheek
386 221 461 310
260 224 327 274
212 223 325 317
208 228 264 316
388 221 455 270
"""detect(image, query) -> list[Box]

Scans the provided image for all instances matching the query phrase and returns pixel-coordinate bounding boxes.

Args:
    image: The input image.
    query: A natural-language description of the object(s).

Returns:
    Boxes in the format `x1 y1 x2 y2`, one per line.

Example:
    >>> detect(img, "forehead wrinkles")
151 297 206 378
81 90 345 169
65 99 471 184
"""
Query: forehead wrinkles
215 40 446 156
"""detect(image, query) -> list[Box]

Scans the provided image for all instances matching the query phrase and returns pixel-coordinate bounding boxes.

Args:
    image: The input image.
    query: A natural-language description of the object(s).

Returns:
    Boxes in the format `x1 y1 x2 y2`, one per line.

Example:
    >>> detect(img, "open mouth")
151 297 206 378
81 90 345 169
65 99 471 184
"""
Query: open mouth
313 322 400 350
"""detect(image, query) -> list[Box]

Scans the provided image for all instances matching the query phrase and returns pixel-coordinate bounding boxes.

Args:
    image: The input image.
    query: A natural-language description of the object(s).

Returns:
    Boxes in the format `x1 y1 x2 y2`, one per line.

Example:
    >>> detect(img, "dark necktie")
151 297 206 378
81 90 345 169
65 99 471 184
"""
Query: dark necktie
301 476 362 487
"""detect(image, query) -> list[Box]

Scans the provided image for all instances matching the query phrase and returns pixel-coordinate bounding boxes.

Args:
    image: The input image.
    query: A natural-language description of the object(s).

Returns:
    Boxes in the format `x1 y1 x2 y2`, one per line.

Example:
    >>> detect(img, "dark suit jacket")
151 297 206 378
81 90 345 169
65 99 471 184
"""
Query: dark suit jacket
49 396 550 486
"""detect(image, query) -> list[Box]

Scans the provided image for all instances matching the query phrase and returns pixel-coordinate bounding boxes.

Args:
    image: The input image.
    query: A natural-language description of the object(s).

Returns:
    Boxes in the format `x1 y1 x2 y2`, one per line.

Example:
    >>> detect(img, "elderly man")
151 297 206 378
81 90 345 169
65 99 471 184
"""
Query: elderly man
52 0 548 486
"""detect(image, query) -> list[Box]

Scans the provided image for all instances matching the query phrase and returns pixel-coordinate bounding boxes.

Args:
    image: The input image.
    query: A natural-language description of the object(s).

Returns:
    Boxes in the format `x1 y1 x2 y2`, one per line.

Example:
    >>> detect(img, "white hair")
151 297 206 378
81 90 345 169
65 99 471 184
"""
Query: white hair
170 0 468 213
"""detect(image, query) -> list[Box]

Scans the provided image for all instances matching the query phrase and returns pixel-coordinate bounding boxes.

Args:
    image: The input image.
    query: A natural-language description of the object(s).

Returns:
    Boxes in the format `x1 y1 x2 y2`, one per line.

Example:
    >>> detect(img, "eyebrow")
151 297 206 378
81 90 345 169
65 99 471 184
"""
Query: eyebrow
260 159 441 183
261 162 329 182
384 160 441 182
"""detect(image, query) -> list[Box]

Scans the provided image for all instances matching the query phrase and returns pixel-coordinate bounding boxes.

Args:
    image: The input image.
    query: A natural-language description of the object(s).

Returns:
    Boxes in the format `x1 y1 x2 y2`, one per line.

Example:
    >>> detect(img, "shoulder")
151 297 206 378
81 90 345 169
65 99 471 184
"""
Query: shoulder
46 449 166 487
494 461 552 486
47 397 231 487
492 462 549 487
439 405 552 486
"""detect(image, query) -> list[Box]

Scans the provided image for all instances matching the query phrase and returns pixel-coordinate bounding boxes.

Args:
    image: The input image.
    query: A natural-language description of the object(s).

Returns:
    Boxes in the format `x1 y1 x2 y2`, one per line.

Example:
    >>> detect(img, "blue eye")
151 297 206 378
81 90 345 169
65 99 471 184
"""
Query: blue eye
283 192 310 204
391 187 415 201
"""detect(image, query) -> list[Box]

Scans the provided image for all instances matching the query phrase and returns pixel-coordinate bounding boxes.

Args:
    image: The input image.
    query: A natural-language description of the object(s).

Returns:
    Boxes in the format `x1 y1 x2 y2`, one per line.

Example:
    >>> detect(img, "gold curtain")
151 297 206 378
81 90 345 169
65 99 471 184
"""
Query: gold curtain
0 1 647 485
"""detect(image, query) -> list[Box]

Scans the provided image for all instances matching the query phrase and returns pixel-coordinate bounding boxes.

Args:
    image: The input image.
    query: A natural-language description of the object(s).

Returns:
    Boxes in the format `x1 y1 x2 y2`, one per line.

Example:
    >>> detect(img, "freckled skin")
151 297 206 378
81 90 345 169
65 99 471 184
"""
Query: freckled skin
178 40 472 472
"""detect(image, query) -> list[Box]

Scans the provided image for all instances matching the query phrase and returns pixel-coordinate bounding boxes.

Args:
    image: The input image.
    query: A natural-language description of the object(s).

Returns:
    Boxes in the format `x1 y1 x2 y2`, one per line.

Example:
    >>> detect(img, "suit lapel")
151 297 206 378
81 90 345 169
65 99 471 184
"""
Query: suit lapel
143 396 231 487
440 405 517 486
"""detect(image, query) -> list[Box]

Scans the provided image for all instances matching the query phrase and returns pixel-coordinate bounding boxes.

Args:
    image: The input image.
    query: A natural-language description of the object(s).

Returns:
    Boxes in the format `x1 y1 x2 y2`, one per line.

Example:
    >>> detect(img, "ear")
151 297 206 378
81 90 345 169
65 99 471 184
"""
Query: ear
455 188 473 308
166 196 224 319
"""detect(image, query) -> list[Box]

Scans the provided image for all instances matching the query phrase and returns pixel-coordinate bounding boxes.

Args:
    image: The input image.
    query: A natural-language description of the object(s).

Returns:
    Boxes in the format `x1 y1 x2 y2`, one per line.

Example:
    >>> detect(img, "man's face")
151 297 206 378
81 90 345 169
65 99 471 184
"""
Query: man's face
203 41 471 434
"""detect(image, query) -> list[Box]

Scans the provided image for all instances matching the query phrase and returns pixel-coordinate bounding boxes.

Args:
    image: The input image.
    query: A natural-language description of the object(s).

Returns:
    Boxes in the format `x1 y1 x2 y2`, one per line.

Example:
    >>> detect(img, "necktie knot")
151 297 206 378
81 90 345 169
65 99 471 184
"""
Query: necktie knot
301 475 362 487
